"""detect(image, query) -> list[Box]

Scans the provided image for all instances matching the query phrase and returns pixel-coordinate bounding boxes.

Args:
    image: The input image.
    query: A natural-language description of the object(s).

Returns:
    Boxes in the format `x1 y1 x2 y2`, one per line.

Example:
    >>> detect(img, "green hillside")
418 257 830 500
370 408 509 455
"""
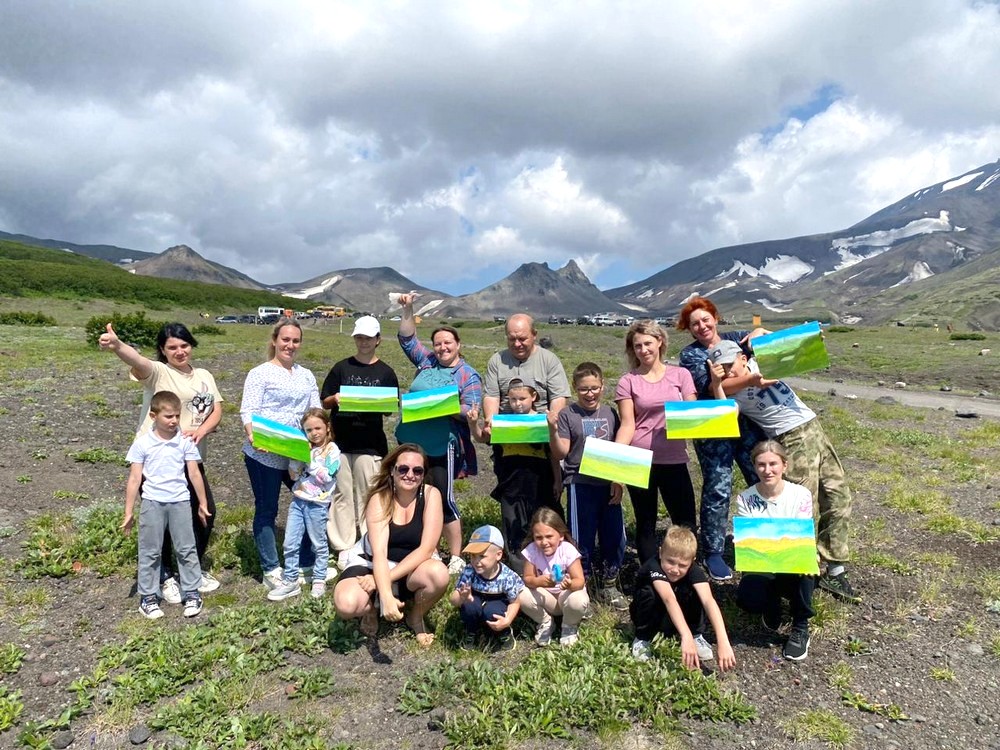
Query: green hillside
0 239 293 310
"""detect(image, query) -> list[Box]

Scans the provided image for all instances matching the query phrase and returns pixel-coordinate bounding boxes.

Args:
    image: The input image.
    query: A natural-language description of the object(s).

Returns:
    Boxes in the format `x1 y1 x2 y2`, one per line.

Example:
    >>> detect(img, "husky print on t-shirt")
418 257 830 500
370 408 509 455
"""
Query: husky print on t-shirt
188 384 216 426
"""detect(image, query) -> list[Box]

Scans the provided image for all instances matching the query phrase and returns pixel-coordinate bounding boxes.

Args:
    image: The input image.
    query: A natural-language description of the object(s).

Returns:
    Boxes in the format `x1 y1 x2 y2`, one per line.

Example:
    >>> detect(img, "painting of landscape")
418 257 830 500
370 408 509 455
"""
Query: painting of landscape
250 415 312 463
400 384 461 423
664 400 740 439
339 385 399 413
752 321 830 380
578 436 652 488
733 517 820 575
491 413 549 444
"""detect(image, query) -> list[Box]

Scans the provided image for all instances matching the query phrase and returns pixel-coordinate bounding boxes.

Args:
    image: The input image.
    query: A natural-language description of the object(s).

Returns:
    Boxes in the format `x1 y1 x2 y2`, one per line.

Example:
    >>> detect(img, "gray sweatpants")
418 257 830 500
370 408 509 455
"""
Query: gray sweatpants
138 499 202 598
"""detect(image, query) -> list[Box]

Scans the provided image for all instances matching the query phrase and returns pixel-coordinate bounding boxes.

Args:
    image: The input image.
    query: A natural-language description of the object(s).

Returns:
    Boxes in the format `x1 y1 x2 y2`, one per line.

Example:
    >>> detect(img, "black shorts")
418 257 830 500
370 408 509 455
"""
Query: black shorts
340 564 415 601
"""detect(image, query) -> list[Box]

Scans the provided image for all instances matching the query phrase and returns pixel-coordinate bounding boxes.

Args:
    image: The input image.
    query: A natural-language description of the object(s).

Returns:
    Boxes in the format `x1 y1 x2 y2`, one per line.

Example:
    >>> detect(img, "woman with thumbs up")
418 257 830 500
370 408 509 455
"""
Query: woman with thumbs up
99 321 223 597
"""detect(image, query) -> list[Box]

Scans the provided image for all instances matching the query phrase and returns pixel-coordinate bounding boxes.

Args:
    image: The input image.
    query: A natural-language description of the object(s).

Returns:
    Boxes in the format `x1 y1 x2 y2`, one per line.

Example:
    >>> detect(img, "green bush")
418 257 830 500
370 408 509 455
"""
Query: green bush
0 311 57 326
826 326 855 333
949 332 987 341
191 323 225 336
84 311 167 348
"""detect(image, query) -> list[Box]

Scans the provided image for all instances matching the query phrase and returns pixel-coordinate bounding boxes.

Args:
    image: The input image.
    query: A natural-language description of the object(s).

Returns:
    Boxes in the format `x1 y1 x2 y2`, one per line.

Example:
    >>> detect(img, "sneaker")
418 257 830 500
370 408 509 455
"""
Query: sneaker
139 595 164 620
460 630 478 650
310 582 326 599
705 554 733 582
297 567 313 585
182 595 203 618
160 577 182 605
560 625 579 647
783 626 810 661
693 633 714 661
198 572 220 594
535 614 556 646
267 580 302 601
496 629 516 652
631 638 651 662
599 577 630 611
325 565 339 582
263 568 284 590
447 555 466 576
818 571 861 603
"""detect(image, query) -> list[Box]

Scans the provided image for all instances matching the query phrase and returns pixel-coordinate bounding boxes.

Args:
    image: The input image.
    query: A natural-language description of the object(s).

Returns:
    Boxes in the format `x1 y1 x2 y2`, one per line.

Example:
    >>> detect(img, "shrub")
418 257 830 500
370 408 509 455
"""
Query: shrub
0 311 57 326
84 311 167 349
949 332 987 341
191 323 225 336
826 326 855 333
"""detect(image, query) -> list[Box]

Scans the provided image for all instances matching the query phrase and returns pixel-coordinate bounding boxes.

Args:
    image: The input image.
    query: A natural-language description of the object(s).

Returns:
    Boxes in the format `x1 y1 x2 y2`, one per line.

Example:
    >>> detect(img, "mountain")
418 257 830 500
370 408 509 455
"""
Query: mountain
0 230 155 264
606 160 1000 327
421 260 631 318
274 267 449 315
126 244 265 290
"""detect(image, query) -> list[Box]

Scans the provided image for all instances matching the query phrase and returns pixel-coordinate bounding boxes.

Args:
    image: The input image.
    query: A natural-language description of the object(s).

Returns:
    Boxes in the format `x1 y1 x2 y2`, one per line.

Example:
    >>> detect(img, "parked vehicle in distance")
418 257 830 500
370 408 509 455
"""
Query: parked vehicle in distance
215 315 239 324
592 315 616 326
238 314 257 324
493 315 506 323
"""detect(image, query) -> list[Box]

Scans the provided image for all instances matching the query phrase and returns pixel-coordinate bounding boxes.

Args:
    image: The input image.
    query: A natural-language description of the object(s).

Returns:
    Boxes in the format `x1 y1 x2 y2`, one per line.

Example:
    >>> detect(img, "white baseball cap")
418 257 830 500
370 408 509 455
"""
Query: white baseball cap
351 316 381 338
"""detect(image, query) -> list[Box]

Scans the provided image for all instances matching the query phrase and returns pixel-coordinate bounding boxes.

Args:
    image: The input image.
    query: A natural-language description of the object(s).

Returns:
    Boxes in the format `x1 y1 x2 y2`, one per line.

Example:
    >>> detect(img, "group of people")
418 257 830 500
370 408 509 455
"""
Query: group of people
100 294 857 665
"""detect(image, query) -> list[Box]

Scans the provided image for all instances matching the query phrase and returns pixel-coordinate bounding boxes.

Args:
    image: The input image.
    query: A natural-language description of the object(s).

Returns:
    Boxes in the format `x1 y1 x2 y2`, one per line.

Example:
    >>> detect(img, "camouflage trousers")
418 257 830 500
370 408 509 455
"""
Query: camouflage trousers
778 418 852 565
693 415 764 556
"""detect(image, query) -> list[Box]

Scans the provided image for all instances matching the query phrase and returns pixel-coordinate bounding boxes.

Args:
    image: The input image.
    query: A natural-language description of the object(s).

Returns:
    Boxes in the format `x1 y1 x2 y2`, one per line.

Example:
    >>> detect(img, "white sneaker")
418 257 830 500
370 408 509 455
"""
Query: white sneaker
198 572 220 593
311 582 326 599
447 555 466 576
535 614 556 646
160 577 182 605
324 565 339 582
263 568 284 589
298 567 313 585
693 634 714 661
267 581 302 601
139 595 164 620
182 596 203 618
631 638 651 662
560 625 579 647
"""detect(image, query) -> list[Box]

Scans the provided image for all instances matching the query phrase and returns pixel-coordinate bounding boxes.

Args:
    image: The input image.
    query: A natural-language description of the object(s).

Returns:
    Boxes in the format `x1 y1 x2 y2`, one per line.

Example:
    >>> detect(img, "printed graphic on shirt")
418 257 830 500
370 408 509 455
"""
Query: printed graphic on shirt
188 385 216 425
581 417 612 441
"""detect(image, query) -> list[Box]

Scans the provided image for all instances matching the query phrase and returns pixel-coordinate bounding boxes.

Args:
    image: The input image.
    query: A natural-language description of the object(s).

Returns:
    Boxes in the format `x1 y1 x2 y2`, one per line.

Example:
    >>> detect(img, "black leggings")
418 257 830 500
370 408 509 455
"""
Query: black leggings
627 463 695 565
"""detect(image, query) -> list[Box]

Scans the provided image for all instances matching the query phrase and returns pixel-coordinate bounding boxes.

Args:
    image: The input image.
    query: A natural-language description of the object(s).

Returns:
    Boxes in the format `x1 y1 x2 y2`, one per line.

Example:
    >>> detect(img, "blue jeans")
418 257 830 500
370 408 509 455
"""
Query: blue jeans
244 455 314 573
566 482 625 580
281 498 330 583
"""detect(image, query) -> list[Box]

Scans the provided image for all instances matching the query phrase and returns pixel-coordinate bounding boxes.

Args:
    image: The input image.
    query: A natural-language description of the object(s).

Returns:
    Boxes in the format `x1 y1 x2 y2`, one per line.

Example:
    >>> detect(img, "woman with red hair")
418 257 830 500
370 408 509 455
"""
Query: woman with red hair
677 298 767 581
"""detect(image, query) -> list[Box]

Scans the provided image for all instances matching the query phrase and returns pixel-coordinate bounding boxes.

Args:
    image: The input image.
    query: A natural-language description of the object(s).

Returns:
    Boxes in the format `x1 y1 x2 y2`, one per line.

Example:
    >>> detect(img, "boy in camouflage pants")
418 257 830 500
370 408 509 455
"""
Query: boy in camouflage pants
706 340 859 603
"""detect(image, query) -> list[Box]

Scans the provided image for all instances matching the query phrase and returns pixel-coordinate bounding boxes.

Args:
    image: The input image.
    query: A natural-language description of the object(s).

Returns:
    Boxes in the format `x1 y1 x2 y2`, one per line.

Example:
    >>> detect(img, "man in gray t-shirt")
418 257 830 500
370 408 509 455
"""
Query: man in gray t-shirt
482 313 570 441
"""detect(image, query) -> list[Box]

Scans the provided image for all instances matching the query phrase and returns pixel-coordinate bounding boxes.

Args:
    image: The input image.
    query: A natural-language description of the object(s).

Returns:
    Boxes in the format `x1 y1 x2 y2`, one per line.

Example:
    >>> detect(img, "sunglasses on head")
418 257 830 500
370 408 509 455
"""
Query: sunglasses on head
394 464 425 477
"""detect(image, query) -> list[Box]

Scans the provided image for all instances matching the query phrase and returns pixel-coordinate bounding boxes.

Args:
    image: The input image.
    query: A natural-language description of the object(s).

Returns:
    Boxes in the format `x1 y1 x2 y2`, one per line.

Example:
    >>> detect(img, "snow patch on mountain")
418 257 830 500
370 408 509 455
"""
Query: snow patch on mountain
620 302 648 312
286 275 343 299
716 260 760 279
830 211 952 271
704 281 737 297
636 288 655 299
759 255 813 283
977 169 1000 191
890 261 935 288
755 298 792 313
941 172 983 192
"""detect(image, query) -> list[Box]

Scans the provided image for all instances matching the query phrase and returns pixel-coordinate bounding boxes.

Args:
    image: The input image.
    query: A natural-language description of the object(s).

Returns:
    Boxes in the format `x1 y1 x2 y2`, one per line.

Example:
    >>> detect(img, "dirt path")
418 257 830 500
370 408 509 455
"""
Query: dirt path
785 376 1000 419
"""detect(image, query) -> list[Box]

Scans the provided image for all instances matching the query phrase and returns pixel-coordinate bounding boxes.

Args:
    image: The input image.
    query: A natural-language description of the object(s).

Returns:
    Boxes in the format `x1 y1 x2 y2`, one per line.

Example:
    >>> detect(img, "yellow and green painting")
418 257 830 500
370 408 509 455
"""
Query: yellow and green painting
339 385 399 413
664 399 740 439
250 415 312 463
491 413 549 444
733 517 819 575
751 321 830 380
400 384 461 423
578 436 652 488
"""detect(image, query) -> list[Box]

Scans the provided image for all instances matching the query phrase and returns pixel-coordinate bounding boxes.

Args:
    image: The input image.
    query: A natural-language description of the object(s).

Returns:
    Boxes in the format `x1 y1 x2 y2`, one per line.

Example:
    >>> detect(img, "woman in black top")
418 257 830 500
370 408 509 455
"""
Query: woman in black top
333 443 448 645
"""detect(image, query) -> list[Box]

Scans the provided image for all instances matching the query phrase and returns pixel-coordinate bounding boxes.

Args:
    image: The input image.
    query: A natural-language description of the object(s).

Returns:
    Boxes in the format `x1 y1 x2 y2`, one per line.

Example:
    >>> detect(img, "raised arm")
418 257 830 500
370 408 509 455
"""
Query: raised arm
398 293 417 338
98 323 154 381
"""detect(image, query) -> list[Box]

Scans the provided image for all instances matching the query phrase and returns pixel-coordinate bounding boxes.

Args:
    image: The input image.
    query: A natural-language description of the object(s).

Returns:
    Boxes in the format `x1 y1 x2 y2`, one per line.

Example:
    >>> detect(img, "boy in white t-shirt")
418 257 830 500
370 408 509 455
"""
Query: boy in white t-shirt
123 391 211 620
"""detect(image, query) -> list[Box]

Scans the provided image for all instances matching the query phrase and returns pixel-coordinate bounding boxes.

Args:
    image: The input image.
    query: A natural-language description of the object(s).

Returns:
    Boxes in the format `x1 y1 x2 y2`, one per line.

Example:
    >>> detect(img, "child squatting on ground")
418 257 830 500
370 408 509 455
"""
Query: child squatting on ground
629 526 736 671
268 408 341 601
518 508 590 647
548 361 628 610
706 339 859 603
123 390 211 620
449 524 523 651
734 440 816 661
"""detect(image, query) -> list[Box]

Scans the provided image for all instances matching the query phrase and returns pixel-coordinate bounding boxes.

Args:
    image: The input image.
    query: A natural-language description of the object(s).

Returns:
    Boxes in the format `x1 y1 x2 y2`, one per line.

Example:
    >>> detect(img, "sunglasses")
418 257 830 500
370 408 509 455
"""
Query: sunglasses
394 464 425 477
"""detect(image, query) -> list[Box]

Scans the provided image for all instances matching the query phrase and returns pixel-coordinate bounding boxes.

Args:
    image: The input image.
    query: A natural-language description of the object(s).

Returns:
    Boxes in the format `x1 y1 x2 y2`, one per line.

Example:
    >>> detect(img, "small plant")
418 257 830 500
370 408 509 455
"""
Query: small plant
52 490 90 501
825 661 853 691
0 686 24 731
956 617 980 639
0 643 26 675
780 708 854 748
15 475 31 484
282 667 337 700
929 667 955 681
67 447 127 466
31 449 47 461
843 637 871 656
840 690 908 720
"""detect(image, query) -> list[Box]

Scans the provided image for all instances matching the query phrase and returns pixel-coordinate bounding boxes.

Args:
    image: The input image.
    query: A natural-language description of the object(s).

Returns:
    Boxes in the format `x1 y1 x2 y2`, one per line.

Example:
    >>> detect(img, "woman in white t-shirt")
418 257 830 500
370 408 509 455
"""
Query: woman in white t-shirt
614 320 697 566
99 321 223 597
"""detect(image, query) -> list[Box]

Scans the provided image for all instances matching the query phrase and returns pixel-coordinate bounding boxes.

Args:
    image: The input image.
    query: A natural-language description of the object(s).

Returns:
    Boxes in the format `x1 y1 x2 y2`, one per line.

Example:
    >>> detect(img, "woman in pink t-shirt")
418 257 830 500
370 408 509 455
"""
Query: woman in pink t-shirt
615 320 697 564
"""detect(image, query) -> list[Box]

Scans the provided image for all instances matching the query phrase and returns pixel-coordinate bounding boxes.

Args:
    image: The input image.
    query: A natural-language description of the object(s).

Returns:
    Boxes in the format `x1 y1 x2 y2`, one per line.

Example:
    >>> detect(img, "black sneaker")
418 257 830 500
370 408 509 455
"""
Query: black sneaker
783 626 810 661
460 631 478 650
496 629 516 653
818 571 861 603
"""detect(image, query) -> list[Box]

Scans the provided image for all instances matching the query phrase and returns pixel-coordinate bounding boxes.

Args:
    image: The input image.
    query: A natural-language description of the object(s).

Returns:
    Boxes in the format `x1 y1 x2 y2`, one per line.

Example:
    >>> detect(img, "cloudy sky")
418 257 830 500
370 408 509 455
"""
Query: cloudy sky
1 1 998 293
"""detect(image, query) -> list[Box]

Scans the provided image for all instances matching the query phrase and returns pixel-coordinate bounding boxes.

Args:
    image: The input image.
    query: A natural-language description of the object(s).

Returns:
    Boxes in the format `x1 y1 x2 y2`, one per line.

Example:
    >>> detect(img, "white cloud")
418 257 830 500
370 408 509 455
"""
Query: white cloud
0 0 998 291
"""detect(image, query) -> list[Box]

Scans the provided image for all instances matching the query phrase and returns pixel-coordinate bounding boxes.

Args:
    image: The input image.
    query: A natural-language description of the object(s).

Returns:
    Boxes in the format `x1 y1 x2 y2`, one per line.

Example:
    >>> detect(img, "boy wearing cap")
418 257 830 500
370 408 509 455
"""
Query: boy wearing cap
706 340 858 603
321 316 399 568
450 525 524 651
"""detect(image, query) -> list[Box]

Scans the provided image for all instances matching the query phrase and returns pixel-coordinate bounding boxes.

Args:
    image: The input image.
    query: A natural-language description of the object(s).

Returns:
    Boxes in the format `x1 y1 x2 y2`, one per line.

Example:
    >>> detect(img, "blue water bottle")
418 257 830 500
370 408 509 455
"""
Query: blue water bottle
551 564 564 583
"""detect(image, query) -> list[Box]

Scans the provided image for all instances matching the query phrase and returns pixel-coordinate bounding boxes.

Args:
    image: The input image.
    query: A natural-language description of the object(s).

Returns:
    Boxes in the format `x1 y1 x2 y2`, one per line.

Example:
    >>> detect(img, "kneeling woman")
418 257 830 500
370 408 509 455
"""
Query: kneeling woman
334 444 450 645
